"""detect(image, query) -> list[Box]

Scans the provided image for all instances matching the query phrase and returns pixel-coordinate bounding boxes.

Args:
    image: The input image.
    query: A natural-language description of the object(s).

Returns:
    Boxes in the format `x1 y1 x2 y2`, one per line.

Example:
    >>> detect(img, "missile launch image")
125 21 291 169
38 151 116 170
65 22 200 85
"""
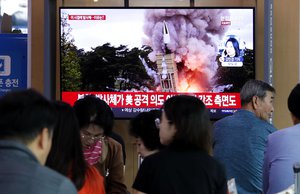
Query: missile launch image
61 8 254 93
60 7 254 118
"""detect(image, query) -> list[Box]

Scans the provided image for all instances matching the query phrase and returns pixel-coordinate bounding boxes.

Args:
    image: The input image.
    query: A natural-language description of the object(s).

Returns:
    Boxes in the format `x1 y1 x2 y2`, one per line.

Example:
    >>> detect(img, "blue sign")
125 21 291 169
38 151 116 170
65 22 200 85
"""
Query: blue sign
0 34 27 96
0 58 5 72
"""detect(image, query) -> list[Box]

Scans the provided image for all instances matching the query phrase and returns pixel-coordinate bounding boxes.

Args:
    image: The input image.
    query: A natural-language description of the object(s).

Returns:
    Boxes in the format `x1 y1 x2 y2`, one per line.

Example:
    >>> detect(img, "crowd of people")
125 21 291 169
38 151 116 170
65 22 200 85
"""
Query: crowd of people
0 79 299 194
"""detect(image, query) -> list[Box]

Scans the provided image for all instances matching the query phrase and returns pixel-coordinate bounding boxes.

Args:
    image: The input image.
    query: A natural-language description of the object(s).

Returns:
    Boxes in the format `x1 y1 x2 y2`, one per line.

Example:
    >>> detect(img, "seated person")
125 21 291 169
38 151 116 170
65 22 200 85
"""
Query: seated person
0 89 77 194
213 79 277 194
263 83 300 194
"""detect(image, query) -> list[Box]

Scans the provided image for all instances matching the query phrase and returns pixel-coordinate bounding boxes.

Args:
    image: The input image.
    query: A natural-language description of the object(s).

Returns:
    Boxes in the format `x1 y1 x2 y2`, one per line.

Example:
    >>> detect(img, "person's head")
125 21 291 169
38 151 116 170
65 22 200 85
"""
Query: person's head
129 110 163 158
73 95 114 148
0 89 57 165
159 95 212 154
240 79 276 121
288 83 300 124
224 37 240 57
46 101 86 190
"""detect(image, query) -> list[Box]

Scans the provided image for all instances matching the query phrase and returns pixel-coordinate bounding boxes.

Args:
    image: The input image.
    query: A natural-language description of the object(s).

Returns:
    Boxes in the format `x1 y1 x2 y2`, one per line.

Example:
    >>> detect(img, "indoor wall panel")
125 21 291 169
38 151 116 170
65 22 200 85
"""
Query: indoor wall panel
273 0 299 129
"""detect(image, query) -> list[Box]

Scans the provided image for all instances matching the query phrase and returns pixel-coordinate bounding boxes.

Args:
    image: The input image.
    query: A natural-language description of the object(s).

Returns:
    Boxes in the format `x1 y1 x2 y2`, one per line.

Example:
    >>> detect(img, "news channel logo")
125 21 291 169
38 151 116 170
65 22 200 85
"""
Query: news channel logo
0 55 11 76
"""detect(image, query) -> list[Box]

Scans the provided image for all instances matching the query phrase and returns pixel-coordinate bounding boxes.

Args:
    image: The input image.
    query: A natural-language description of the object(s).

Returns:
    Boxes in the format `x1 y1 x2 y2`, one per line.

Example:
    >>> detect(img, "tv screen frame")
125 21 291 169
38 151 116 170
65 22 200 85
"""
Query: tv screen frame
59 7 255 120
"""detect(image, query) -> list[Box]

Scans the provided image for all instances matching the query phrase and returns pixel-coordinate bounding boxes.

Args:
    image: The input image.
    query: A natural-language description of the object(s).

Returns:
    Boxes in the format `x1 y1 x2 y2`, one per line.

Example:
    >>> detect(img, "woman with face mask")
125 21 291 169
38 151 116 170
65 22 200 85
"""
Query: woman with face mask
73 95 127 194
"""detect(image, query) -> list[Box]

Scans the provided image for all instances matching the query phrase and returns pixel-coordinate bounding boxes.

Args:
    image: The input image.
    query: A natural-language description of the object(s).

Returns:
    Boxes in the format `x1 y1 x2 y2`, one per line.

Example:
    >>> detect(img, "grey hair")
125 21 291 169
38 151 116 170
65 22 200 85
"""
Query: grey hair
240 79 275 106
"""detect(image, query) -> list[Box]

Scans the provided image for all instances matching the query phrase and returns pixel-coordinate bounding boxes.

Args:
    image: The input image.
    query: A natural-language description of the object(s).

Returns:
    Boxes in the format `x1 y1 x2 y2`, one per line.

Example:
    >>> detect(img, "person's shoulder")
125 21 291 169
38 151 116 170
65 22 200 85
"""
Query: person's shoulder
213 114 235 128
107 136 122 148
36 165 77 194
38 165 73 183
143 149 167 162
139 151 165 169
254 118 277 133
269 124 300 141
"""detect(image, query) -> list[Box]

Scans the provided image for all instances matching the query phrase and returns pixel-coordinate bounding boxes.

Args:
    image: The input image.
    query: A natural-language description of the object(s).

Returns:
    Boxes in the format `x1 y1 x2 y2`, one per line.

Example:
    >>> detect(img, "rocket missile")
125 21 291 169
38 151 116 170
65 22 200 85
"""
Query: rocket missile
163 20 170 44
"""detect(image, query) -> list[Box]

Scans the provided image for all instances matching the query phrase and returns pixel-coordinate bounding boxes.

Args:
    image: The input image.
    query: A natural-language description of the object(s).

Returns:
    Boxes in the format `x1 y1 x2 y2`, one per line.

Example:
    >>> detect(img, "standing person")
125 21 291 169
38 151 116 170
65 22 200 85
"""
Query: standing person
46 101 106 194
263 83 300 194
73 95 127 194
213 79 277 194
0 89 77 194
133 95 227 194
129 109 164 159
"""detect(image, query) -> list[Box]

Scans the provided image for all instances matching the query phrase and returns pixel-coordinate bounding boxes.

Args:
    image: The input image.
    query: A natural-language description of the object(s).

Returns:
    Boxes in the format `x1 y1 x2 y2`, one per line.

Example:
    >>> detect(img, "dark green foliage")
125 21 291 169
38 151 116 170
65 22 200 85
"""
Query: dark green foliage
78 43 157 91
60 14 82 91
61 14 157 92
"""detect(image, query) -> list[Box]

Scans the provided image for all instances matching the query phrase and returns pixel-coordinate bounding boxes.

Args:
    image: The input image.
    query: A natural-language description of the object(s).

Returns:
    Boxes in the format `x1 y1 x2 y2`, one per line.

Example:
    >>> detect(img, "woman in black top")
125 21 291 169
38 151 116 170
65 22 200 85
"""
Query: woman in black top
132 95 227 194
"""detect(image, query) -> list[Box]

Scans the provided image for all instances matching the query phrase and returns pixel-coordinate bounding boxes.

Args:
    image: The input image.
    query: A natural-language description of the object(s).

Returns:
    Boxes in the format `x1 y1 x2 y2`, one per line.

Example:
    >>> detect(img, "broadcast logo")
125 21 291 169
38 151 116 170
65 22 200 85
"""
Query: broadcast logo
0 55 11 76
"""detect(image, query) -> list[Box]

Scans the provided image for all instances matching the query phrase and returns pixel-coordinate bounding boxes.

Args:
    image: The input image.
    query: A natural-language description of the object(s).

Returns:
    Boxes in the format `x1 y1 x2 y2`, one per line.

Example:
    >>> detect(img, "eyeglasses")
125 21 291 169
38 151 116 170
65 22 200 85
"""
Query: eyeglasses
81 123 105 141
81 132 104 141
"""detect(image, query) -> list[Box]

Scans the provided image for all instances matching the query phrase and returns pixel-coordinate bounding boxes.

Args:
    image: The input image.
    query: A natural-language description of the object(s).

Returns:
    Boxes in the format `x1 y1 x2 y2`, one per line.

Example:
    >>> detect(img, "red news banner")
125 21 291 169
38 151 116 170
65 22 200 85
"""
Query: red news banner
62 92 241 109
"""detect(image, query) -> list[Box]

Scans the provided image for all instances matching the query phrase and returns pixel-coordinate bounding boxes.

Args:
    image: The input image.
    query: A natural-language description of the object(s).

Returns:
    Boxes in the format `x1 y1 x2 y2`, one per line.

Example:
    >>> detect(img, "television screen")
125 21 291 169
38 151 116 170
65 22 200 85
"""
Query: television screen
60 7 255 119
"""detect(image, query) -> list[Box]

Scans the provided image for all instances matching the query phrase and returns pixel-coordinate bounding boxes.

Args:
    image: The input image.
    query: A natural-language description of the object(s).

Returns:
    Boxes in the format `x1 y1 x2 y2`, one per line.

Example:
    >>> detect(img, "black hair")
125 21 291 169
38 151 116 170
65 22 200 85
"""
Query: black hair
46 101 86 190
129 110 163 151
224 37 240 57
73 95 114 135
0 89 57 144
288 83 300 119
162 95 212 153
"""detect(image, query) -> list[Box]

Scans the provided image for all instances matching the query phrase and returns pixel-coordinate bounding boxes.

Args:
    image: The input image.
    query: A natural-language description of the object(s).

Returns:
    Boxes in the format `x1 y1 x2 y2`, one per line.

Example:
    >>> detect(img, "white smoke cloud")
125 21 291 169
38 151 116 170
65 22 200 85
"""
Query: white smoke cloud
143 9 230 92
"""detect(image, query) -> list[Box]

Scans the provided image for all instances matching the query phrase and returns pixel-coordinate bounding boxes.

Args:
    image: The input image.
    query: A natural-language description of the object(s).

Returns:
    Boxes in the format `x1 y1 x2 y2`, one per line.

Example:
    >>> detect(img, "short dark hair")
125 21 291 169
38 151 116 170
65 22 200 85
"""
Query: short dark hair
288 83 300 119
73 95 114 135
129 110 163 151
0 89 57 144
46 101 86 190
240 79 276 106
163 95 212 153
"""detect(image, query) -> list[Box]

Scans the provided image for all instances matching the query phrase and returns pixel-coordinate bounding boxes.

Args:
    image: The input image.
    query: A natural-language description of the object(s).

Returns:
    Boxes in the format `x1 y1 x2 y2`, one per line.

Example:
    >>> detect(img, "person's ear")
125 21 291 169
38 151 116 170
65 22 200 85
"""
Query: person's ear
170 123 177 137
252 96 260 110
38 127 51 151
290 113 300 125
31 127 52 165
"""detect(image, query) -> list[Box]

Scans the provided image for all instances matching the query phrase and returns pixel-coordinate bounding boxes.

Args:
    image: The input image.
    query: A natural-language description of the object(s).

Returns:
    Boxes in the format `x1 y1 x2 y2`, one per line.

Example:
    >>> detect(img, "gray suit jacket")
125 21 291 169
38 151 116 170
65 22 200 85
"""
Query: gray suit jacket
0 140 77 194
